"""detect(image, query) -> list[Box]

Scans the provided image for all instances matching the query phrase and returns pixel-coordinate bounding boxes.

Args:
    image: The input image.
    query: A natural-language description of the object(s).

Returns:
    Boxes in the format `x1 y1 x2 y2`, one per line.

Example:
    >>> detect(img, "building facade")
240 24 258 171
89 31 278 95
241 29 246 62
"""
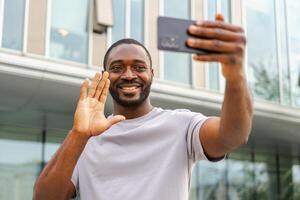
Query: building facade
0 0 300 199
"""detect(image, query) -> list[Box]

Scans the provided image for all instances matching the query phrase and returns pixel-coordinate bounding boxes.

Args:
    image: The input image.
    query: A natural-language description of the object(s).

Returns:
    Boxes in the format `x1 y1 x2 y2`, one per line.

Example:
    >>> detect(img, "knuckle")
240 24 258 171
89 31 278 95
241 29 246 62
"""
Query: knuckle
212 40 221 48
195 27 203 35
240 35 247 44
238 27 245 33
214 28 222 37
228 55 238 64
235 44 245 53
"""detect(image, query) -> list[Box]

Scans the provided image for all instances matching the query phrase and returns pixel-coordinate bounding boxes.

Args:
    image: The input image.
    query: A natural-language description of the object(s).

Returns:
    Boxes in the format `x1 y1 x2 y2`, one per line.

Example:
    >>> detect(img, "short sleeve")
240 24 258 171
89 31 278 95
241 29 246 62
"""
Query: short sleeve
186 113 209 163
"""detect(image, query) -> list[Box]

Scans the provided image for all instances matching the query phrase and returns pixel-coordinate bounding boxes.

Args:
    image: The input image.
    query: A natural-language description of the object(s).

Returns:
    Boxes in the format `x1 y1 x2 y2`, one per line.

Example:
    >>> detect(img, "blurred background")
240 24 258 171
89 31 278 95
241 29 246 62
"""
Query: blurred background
0 0 300 199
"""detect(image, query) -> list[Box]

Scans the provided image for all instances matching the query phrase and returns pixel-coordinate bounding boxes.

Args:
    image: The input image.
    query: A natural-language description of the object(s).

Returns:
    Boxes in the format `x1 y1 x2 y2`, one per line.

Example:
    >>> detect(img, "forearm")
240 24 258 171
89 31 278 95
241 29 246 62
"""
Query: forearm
219 76 253 150
33 130 90 200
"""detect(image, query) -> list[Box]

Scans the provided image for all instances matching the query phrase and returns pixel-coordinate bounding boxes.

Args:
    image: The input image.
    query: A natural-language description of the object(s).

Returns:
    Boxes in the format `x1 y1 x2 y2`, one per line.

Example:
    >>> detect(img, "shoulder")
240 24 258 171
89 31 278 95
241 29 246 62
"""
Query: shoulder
156 107 206 121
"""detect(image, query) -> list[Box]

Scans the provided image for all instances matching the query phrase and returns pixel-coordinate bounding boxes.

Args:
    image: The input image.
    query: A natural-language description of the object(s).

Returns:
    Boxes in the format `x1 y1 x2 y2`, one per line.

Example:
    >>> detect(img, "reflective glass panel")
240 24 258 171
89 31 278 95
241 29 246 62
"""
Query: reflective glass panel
245 0 280 102
286 0 300 107
254 154 278 200
130 0 144 43
293 164 300 199
50 0 89 63
197 160 227 200
111 0 126 43
227 152 254 200
207 0 219 91
163 0 191 84
2 0 25 50
0 126 42 200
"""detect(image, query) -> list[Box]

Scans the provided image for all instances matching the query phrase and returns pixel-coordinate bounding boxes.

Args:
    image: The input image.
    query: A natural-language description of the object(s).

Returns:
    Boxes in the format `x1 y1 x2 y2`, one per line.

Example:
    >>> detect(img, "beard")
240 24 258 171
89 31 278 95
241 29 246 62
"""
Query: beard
109 80 152 107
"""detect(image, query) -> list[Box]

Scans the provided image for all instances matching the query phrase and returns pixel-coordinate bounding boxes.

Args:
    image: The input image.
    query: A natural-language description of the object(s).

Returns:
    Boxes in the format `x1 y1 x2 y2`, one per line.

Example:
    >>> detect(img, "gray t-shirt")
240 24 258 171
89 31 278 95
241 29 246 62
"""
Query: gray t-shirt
71 107 209 200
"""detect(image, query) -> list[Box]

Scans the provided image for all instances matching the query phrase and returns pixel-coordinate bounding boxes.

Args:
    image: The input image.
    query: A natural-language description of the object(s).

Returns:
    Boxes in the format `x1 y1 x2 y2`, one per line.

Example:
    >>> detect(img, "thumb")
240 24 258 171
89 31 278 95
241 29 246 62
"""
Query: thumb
107 115 126 126
215 13 224 22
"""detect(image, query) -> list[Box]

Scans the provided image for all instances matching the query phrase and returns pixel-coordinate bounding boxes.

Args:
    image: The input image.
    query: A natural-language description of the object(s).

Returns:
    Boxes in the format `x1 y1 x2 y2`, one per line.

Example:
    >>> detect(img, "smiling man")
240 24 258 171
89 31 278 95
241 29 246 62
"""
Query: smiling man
33 14 253 200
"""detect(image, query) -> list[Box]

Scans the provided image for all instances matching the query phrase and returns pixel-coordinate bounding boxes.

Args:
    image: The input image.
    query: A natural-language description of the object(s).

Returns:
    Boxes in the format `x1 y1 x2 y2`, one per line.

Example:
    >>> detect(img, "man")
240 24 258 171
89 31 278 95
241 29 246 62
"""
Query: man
33 14 252 200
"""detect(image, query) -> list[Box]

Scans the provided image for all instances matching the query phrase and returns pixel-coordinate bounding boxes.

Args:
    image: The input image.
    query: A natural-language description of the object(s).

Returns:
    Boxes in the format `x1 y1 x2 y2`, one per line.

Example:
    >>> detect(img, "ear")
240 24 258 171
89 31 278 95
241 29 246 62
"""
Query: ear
151 68 154 78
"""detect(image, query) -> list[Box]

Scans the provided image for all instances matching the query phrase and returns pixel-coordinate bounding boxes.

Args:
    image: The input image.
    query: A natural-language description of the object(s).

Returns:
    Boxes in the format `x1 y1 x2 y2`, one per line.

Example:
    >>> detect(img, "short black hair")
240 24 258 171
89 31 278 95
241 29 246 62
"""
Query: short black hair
103 38 152 69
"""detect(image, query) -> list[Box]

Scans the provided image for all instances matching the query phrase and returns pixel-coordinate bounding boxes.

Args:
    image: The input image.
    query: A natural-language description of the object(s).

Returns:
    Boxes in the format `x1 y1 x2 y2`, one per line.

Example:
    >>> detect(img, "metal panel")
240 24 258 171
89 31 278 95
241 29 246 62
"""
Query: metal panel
95 0 113 26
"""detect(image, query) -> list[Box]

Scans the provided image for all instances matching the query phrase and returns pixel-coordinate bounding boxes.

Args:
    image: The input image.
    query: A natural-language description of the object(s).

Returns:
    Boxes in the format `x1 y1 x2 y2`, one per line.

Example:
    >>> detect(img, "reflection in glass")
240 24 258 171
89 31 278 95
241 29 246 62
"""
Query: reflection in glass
245 0 280 102
163 0 191 84
112 0 144 43
130 0 144 43
197 160 227 200
111 0 126 43
207 0 219 91
293 164 300 199
0 126 41 200
2 0 25 50
227 152 254 200
286 0 300 107
50 0 89 63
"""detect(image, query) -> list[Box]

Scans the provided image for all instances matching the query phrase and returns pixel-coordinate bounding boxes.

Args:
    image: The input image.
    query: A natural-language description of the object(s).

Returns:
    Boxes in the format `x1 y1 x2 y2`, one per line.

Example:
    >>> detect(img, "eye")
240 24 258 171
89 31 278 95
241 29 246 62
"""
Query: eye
133 65 147 72
109 65 123 73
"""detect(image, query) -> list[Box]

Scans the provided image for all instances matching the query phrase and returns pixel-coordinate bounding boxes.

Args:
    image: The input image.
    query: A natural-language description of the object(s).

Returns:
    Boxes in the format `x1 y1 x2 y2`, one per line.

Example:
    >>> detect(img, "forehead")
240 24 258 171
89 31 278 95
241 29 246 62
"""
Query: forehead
107 44 150 66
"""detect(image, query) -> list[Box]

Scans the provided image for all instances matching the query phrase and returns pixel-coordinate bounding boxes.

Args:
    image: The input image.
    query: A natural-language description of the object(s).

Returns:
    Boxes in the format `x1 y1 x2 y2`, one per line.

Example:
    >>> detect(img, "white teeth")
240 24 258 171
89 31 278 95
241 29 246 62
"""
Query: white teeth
122 86 138 90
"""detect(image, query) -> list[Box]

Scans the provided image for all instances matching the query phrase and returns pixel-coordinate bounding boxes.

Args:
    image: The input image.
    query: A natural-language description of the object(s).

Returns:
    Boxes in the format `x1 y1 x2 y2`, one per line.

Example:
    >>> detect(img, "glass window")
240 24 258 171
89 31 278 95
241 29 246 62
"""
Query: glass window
254 153 278 200
292 162 300 200
49 0 89 63
45 129 67 162
227 152 254 200
111 0 126 42
207 0 219 91
286 0 300 107
277 0 291 106
163 0 191 84
1 0 25 50
0 126 42 200
130 0 144 43
245 0 280 103
111 0 144 43
196 160 227 200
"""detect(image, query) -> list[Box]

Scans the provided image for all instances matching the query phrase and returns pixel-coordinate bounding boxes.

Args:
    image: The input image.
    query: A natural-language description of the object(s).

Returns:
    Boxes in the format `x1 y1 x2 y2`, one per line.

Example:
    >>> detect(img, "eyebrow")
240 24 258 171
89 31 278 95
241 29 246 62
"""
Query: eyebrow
109 59 147 66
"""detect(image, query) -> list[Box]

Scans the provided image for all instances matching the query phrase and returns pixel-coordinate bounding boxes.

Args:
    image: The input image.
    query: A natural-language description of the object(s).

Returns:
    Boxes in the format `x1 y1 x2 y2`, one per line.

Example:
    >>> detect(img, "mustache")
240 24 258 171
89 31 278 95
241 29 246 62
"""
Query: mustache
116 80 144 87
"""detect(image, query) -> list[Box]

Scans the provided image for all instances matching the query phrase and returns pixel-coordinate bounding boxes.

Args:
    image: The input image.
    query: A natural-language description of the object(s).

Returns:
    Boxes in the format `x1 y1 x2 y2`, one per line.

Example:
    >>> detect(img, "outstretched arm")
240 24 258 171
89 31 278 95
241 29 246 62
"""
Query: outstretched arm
33 72 125 200
187 14 253 158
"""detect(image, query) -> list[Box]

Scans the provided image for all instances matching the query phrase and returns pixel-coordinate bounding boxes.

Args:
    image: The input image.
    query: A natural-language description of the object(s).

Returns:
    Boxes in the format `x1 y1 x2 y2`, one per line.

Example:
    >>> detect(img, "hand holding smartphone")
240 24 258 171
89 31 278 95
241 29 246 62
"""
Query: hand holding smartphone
157 16 216 55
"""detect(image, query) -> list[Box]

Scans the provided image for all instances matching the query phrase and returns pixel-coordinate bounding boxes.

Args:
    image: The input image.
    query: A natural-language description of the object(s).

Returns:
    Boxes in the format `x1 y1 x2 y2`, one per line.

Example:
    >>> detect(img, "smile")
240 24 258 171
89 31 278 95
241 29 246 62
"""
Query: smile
118 84 142 93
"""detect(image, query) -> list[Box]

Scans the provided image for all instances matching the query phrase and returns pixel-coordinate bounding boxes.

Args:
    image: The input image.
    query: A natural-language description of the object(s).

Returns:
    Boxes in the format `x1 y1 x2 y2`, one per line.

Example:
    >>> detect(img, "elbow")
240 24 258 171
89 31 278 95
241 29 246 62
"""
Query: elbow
33 180 45 200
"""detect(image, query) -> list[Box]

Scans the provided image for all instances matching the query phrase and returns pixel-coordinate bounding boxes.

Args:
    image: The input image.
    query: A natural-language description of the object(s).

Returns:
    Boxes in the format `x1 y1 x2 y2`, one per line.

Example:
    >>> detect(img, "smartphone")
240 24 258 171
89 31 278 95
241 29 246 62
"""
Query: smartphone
157 16 214 54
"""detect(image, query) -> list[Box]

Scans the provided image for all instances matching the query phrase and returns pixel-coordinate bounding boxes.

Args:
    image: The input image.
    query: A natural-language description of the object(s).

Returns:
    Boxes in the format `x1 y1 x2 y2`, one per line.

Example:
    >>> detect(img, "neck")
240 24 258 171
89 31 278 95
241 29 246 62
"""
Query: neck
113 98 153 119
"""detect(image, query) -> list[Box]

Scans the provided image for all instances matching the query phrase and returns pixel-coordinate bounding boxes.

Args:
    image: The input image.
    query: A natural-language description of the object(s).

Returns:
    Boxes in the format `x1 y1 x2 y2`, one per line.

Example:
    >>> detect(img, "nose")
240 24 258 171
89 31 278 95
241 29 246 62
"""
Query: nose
121 66 137 80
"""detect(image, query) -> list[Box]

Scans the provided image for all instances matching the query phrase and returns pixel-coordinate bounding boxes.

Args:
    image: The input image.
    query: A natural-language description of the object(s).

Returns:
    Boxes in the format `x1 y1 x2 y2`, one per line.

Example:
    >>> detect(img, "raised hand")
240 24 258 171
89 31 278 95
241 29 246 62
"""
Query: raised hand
72 71 125 137
187 14 246 82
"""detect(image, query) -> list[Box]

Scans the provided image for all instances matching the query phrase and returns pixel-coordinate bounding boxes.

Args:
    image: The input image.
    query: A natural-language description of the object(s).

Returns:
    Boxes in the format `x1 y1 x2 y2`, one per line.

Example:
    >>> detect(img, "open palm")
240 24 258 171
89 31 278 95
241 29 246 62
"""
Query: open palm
73 72 125 137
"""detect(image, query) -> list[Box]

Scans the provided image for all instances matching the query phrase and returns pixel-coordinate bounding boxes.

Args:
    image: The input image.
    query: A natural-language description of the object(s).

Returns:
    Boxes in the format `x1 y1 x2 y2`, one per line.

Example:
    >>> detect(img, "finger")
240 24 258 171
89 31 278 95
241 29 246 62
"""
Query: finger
187 38 244 53
88 73 101 98
196 20 244 33
215 13 224 22
192 54 241 65
94 71 109 99
79 79 89 100
188 25 246 42
99 79 110 104
107 115 126 126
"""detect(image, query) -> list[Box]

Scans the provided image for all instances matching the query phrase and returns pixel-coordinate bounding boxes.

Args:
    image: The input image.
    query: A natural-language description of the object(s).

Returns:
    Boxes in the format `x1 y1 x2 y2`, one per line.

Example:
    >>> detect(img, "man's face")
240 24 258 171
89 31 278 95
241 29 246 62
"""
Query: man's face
106 44 153 107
